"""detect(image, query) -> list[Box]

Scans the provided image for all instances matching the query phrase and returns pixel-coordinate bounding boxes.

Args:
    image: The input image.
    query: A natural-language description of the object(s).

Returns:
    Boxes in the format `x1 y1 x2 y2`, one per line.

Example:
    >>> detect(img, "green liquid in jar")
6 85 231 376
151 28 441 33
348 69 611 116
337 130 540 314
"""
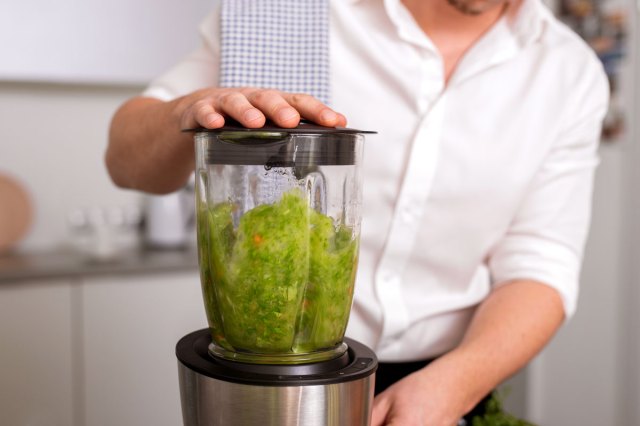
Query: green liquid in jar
197 191 358 359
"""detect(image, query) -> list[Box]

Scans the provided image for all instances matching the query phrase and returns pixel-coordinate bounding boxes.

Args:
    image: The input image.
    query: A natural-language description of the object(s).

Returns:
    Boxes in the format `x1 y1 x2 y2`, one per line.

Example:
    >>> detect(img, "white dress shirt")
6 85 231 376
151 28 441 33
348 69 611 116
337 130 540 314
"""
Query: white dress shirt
144 0 609 361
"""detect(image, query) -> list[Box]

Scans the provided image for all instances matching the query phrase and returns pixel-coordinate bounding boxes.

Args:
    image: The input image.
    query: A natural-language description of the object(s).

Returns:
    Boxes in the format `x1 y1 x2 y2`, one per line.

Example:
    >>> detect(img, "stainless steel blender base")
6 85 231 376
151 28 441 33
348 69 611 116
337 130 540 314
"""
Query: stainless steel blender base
178 362 374 425
176 329 377 426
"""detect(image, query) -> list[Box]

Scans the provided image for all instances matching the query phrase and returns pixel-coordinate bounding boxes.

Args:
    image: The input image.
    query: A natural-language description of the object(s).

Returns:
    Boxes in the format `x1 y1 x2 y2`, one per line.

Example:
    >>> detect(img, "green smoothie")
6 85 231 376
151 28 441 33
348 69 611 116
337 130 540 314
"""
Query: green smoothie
197 190 359 358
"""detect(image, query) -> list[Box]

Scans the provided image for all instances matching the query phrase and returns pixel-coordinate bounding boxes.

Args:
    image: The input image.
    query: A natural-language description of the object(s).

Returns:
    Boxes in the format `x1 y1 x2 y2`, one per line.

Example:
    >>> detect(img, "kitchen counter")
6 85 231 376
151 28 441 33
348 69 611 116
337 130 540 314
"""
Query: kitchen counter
0 246 199 283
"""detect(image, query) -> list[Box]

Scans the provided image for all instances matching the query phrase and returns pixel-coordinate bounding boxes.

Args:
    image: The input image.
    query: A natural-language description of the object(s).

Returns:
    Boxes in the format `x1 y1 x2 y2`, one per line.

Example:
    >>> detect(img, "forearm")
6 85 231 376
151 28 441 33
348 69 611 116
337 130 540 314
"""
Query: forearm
106 96 195 194
371 279 565 425
443 280 565 414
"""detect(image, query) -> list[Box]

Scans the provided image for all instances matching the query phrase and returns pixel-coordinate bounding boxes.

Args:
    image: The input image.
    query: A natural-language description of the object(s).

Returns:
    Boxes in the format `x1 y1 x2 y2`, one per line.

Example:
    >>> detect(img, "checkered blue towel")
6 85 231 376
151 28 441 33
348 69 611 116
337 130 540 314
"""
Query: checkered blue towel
219 0 331 105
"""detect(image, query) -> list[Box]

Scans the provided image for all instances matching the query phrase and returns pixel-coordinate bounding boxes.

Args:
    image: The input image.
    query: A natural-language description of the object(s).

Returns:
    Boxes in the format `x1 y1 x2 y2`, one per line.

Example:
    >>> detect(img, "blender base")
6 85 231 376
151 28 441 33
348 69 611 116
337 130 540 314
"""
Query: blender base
176 329 377 426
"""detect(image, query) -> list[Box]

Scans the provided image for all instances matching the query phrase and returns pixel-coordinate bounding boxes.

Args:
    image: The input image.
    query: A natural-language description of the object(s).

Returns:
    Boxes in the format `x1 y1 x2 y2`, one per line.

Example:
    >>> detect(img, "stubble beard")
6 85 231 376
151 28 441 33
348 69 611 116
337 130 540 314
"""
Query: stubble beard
446 0 504 15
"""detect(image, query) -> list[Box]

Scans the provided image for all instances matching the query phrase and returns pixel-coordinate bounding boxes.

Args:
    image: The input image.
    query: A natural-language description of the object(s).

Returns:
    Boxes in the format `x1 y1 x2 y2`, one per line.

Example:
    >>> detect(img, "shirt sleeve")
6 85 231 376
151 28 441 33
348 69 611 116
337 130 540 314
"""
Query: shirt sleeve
142 3 221 101
487 57 610 319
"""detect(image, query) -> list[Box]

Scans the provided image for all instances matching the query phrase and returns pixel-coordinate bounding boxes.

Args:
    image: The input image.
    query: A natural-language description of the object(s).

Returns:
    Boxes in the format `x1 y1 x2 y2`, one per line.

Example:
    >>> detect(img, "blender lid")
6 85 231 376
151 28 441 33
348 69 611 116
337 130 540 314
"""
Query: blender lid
183 119 376 135
194 119 372 167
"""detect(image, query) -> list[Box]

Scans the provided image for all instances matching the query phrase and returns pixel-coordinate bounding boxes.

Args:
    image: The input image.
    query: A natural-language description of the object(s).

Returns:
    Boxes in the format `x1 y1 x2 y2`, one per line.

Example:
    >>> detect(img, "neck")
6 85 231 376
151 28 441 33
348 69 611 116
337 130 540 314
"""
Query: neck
402 0 508 81
402 0 507 37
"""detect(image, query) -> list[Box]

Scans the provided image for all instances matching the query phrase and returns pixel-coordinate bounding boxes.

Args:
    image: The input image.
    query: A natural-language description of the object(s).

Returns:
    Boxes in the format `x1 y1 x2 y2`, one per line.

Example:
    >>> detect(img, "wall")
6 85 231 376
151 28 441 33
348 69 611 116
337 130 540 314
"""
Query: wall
526 145 625 425
0 0 214 84
618 8 640 425
0 82 143 251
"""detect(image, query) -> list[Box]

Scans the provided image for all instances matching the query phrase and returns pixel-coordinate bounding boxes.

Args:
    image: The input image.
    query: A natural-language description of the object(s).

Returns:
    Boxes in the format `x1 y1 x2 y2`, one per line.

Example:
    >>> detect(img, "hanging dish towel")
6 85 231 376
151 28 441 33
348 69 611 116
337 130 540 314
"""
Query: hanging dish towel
219 0 331 105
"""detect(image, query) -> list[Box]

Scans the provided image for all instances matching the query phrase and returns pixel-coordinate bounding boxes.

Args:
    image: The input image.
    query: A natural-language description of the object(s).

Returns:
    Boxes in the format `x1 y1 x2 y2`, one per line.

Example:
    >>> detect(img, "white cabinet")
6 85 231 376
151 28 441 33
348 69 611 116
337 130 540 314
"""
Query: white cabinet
81 272 205 426
0 280 75 426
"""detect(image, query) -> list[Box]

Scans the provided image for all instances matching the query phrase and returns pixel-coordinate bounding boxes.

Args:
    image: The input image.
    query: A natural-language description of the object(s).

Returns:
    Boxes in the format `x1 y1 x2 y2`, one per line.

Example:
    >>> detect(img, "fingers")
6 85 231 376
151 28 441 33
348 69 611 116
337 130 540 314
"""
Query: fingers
216 91 266 128
192 100 224 129
245 90 301 128
336 112 348 127
371 395 390 426
283 93 347 127
182 88 348 131
219 88 347 128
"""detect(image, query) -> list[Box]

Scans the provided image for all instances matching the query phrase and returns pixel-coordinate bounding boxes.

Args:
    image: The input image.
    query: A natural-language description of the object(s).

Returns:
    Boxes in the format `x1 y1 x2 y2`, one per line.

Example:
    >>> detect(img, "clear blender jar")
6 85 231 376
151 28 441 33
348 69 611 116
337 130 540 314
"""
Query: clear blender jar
193 121 370 364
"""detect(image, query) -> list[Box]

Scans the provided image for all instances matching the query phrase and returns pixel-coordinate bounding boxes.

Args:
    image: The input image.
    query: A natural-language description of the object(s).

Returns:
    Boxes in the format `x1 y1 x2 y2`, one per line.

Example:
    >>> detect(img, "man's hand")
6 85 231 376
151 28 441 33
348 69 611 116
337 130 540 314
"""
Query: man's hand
177 87 347 130
107 88 346 193
371 355 470 426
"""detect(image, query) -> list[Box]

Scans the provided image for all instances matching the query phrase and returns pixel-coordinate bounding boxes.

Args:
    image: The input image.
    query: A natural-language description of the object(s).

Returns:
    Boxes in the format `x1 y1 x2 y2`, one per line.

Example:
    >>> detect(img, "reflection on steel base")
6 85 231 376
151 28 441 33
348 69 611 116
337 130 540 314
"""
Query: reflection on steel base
178 362 375 426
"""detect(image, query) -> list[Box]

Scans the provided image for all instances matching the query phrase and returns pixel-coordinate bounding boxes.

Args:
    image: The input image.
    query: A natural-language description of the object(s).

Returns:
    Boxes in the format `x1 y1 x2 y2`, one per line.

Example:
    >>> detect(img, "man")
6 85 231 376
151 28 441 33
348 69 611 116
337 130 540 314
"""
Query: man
106 0 608 424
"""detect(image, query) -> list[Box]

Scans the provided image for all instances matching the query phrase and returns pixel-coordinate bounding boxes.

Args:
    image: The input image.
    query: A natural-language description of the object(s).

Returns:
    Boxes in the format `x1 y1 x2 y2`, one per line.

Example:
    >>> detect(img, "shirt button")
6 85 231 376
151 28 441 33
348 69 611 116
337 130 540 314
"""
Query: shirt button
380 271 398 284
400 206 417 224
400 211 412 224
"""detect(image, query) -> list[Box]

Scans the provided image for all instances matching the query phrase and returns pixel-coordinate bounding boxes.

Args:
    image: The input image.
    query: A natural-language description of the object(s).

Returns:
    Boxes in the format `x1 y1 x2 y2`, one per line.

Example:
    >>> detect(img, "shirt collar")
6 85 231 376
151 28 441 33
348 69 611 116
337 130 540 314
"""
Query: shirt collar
505 0 553 46
347 0 553 48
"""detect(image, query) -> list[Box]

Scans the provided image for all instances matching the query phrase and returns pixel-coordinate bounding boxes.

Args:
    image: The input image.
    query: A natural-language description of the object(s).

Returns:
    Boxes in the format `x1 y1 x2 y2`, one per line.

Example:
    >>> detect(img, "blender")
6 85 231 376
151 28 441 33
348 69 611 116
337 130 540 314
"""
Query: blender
176 121 377 426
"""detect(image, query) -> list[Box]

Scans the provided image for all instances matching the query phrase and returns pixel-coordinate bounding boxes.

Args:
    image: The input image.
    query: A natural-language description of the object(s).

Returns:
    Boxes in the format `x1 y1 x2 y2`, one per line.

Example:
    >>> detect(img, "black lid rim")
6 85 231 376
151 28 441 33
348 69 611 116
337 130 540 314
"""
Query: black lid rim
176 329 377 387
182 119 376 135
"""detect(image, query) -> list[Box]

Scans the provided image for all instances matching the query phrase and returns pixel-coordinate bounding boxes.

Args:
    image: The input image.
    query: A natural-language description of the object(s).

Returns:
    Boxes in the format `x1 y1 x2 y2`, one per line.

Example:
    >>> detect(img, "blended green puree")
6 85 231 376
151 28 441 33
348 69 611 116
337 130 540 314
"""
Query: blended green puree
197 191 358 355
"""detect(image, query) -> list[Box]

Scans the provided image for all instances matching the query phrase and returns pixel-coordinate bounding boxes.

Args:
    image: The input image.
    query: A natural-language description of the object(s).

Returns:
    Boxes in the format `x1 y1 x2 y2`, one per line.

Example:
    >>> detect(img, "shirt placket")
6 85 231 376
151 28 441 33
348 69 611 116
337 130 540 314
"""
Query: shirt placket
375 53 447 349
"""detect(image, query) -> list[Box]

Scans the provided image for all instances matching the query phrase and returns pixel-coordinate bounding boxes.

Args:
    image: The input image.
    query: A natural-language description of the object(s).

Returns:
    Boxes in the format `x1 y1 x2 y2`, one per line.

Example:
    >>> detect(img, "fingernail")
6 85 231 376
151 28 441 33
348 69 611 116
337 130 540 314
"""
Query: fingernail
206 113 222 125
278 107 299 122
244 109 263 122
320 109 337 122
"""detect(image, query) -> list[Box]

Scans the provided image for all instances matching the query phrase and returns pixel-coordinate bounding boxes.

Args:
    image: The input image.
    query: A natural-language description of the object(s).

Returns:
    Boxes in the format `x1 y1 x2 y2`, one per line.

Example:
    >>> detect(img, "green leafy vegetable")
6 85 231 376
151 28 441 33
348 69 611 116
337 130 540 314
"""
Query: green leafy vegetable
471 392 537 426
197 190 358 357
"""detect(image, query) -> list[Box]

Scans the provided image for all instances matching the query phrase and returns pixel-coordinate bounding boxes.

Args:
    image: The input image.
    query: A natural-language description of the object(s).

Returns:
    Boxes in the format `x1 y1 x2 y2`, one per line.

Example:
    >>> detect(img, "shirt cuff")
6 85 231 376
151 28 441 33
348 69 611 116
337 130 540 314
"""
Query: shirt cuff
141 86 175 102
489 236 580 319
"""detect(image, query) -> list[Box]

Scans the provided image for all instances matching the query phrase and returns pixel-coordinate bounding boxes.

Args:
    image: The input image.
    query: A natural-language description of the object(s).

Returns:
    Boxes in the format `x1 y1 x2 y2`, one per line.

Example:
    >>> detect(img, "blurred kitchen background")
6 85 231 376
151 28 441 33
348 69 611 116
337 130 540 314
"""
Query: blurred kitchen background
0 0 638 425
